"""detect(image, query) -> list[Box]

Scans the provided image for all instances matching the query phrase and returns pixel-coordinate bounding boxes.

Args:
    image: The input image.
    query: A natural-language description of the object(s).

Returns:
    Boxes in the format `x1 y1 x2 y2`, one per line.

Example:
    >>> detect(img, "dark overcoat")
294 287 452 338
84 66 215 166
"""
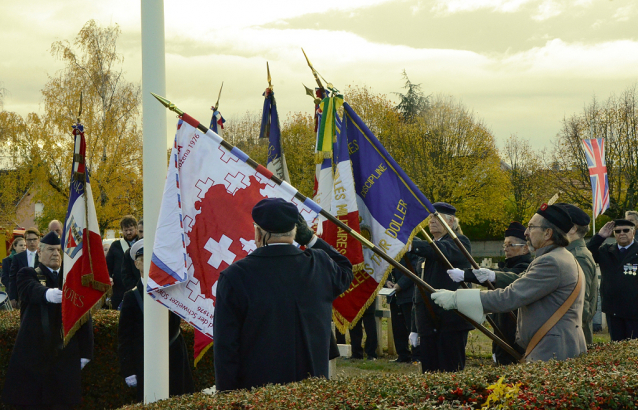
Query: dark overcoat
587 235 638 320
1 263 93 407
8 250 37 301
106 238 136 309
213 239 353 391
410 234 474 334
1 254 13 292
118 280 194 401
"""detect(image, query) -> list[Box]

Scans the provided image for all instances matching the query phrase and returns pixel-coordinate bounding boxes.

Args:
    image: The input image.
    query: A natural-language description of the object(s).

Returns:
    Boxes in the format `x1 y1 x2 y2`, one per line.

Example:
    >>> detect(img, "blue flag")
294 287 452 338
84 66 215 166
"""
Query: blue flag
259 88 290 182
341 102 434 288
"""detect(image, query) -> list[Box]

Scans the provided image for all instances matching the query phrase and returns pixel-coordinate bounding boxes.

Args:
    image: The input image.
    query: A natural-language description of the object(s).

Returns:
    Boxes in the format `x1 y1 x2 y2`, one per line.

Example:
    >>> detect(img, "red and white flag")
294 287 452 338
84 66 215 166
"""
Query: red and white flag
148 114 319 364
61 122 111 344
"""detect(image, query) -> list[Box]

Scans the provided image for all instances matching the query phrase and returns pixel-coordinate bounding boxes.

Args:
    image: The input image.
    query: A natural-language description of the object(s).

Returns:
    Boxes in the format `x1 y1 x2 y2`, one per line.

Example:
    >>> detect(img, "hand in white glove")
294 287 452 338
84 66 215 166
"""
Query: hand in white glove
472 268 496 284
408 332 420 347
81 358 90 369
125 375 137 387
431 289 457 310
45 288 63 304
447 268 465 283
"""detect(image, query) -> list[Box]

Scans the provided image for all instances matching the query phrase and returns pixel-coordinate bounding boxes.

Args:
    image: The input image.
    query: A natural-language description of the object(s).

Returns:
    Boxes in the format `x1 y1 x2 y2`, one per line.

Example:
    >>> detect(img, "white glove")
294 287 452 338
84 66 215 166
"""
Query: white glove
45 288 63 304
431 289 457 310
473 268 495 283
447 268 465 283
408 332 420 347
81 358 90 369
125 375 137 387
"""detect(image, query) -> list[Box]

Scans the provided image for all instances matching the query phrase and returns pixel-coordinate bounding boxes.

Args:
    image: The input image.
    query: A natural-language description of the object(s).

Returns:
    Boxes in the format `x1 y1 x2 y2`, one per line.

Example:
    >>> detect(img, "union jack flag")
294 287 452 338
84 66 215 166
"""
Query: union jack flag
582 138 609 218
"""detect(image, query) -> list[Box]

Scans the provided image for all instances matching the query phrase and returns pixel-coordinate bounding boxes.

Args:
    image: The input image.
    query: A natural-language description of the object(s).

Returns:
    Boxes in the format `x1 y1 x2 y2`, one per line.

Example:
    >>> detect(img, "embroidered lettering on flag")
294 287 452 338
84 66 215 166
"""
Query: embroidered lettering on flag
336 103 433 330
61 122 111 345
148 116 319 364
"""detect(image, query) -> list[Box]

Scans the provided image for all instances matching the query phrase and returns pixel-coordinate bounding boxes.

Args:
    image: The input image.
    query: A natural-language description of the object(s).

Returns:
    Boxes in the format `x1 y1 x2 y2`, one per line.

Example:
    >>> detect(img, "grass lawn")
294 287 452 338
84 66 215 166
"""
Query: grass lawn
335 327 611 378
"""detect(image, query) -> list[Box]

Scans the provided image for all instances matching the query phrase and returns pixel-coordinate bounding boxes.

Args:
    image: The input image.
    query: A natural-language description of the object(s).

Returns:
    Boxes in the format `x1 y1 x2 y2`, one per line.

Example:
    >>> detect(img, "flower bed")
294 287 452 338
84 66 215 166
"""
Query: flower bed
116 340 638 410
0 310 215 410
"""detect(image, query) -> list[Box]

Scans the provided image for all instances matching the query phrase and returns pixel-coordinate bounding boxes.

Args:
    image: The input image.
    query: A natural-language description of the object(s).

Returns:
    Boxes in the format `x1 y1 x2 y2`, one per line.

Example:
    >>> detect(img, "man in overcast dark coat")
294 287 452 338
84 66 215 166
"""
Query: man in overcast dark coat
213 198 353 391
2 232 94 408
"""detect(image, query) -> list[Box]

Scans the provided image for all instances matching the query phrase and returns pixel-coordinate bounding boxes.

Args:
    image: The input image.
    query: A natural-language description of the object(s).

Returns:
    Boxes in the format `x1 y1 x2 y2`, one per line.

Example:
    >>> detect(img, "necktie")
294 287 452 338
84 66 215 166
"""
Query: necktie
619 247 627 255
28 252 33 267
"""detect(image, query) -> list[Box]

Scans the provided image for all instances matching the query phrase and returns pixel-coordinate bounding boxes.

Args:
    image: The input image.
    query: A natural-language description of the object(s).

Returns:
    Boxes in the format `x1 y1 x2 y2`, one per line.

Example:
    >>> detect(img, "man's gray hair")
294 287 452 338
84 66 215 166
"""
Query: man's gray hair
445 214 464 236
256 225 297 239
540 217 569 247
575 223 590 239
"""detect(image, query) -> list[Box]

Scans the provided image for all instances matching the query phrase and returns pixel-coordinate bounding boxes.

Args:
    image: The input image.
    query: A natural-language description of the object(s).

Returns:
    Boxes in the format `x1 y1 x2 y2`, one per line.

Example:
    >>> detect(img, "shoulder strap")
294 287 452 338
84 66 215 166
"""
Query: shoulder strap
522 256 583 362
120 238 130 253
132 287 143 312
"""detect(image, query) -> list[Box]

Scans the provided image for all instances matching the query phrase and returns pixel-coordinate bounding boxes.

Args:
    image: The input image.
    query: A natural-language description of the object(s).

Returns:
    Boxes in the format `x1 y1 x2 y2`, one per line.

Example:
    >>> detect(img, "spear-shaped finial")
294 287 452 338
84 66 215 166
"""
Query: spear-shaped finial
77 91 83 123
267 62 272 90
212 82 224 112
302 48 324 90
151 92 185 116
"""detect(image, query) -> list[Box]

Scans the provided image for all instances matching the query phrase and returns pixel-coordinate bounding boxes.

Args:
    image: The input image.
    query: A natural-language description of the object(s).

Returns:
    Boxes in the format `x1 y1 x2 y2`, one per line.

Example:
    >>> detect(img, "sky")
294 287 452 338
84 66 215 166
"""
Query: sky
1 0 636 150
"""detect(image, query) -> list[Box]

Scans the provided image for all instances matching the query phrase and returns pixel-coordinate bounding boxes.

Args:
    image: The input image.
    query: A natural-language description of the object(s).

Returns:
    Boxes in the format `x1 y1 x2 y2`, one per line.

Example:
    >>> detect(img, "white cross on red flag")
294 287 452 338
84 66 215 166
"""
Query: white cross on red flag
148 115 319 364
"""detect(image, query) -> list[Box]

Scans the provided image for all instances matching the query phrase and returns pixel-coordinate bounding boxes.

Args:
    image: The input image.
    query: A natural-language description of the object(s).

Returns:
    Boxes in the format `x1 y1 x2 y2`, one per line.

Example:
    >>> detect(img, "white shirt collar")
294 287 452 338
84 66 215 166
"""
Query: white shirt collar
618 240 635 250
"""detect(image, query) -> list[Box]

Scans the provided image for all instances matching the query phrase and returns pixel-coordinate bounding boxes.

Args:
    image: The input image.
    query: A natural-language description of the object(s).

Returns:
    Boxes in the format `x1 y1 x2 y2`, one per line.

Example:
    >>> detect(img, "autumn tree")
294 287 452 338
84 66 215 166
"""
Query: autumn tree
502 135 552 223
394 70 429 122
550 86 638 220
9 20 142 232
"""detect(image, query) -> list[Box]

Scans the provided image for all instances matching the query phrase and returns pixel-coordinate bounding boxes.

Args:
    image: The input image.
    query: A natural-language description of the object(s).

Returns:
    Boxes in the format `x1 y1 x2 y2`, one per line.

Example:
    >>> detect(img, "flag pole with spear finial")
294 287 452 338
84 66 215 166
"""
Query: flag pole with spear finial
150 93 523 362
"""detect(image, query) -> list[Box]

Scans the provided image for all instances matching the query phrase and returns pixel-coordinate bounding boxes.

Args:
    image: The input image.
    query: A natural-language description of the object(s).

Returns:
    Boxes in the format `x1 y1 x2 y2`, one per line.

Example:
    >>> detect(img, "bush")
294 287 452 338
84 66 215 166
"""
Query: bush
117 340 638 410
0 310 214 409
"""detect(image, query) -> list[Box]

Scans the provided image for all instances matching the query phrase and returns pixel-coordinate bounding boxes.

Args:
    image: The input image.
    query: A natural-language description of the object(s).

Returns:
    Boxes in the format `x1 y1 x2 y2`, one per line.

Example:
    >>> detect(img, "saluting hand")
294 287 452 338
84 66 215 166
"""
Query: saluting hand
598 221 615 239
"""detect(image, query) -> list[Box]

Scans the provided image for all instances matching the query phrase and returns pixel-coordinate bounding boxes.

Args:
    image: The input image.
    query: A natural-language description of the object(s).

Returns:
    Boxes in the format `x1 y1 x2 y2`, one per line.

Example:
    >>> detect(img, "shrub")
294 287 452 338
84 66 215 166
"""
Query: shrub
116 340 638 410
0 310 214 409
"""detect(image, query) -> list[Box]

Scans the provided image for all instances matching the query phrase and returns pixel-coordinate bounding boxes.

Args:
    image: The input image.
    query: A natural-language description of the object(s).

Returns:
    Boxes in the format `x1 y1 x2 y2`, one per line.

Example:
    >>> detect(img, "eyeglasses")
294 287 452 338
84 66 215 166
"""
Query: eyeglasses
503 244 526 249
526 225 545 230
614 228 632 234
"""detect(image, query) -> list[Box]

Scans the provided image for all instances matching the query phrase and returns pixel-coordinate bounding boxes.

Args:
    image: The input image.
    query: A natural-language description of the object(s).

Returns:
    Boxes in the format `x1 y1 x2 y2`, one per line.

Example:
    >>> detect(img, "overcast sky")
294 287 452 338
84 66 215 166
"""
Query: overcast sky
1 0 636 150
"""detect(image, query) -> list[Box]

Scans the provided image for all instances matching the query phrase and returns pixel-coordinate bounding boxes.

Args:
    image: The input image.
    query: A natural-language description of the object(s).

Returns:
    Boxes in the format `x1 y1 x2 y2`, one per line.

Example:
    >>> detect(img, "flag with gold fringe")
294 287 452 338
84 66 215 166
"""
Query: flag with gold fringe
334 102 431 331
61 121 111 345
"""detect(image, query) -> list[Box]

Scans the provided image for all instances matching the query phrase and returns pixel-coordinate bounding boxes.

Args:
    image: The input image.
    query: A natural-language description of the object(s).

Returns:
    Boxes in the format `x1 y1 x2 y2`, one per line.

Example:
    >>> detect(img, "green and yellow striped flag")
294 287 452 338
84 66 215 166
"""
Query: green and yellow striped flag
315 94 343 163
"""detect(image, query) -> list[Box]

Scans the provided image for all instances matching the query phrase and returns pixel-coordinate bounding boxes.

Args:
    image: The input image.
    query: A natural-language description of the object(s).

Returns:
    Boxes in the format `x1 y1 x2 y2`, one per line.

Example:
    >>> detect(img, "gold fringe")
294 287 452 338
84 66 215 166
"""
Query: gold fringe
63 290 110 347
80 273 111 292
332 218 430 335
351 261 365 274
314 151 332 165
194 340 214 368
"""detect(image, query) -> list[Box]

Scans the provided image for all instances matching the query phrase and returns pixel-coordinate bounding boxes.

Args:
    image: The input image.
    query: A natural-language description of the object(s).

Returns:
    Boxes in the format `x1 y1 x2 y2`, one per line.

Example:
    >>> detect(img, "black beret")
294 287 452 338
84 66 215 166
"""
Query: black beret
252 198 298 233
614 219 635 227
41 231 61 246
536 203 573 234
433 202 456 216
504 221 526 241
556 203 591 226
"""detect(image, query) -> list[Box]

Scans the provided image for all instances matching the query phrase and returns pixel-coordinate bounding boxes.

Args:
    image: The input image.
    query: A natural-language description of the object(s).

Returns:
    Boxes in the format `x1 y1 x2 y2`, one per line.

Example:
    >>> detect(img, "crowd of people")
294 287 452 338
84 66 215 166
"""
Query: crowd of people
1 199 637 406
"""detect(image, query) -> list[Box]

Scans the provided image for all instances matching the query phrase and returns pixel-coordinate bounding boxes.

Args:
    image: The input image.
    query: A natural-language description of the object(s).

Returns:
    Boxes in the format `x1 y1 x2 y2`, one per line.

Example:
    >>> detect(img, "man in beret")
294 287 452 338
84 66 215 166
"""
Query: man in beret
587 219 638 341
447 221 532 365
408 202 474 372
432 204 587 362
557 203 597 344
118 239 194 401
2 232 94 408
213 198 353 391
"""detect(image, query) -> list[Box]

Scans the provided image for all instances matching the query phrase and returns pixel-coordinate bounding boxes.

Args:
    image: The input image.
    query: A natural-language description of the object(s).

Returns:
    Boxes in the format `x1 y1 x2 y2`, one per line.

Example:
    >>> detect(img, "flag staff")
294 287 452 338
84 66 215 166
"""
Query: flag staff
141 0 169 402
151 94 523 362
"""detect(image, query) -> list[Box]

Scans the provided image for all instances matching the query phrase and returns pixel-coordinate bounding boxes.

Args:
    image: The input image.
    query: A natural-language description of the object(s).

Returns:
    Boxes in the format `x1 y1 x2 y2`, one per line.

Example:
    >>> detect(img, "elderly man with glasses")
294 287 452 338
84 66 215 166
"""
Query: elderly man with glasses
447 221 532 365
588 218 638 341
432 204 587 362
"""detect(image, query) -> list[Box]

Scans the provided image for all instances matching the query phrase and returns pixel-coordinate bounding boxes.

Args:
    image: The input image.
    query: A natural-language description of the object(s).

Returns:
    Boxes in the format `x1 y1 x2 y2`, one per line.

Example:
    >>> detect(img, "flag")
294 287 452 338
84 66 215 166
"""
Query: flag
148 113 320 364
335 103 433 329
210 108 225 135
582 138 610 218
321 116 366 332
259 87 290 182
61 122 111 345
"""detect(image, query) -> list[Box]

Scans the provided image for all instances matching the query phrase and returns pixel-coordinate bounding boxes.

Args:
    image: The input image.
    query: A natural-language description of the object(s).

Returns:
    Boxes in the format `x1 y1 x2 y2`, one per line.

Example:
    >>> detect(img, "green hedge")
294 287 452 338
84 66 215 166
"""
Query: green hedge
117 340 638 410
0 310 214 409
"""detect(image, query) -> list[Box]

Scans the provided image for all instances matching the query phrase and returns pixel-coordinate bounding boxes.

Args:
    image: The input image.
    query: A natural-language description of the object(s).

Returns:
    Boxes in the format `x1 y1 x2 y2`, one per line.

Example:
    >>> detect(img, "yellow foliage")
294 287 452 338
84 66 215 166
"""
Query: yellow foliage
7 20 142 232
482 376 522 409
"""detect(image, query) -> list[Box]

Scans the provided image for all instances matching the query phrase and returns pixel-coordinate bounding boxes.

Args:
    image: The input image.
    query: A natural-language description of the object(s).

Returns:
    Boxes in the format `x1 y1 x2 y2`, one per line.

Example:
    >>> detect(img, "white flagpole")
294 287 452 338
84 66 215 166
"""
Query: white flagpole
141 0 169 402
